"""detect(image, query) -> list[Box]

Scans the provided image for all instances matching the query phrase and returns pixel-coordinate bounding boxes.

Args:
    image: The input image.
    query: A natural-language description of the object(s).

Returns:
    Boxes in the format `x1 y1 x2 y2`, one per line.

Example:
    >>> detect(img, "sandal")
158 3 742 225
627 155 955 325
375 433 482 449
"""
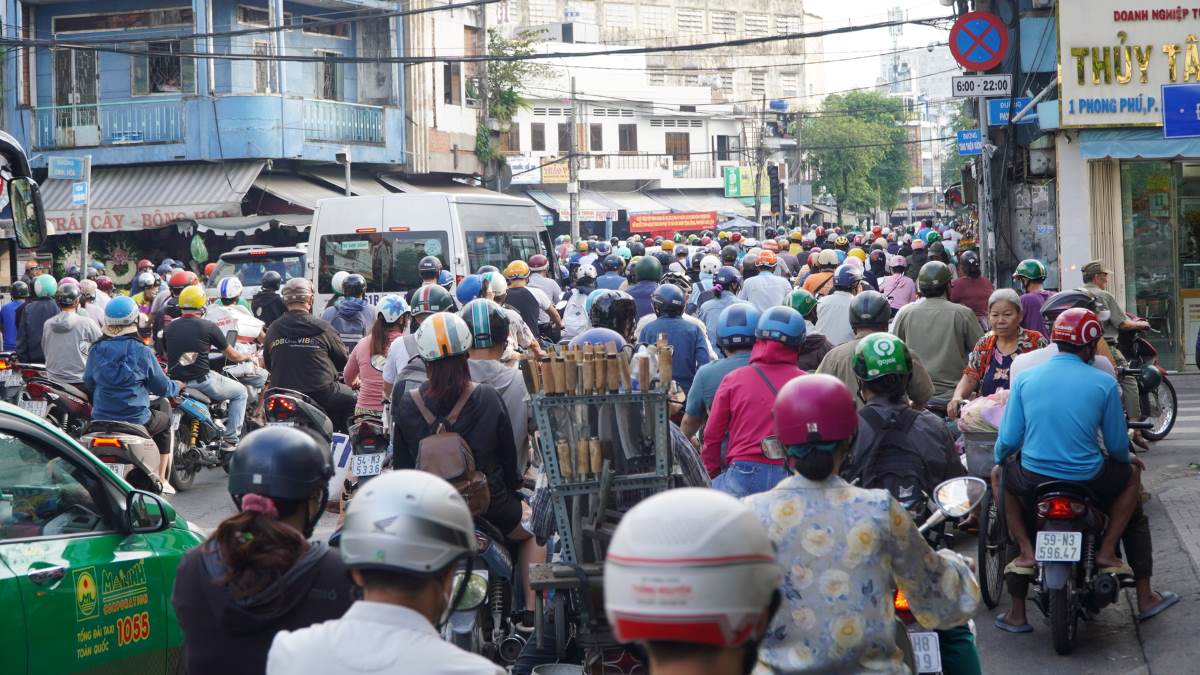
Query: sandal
1098 561 1134 577
1003 561 1035 577
1136 591 1179 622
994 613 1033 634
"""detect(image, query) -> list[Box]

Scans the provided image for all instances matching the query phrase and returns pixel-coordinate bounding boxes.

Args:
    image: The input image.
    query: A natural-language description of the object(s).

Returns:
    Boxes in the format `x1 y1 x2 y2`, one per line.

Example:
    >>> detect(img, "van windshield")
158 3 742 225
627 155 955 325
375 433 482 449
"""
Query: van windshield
455 202 545 271
318 232 449 295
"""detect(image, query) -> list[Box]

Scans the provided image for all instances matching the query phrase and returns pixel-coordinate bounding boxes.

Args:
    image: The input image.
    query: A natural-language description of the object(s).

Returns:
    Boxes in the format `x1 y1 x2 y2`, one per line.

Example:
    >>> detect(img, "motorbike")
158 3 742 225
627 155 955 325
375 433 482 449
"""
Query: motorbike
1117 315 1176 441
443 519 524 666
262 388 334 442
170 387 233 491
0 352 23 403
80 420 165 494
338 412 390 513
16 365 92 437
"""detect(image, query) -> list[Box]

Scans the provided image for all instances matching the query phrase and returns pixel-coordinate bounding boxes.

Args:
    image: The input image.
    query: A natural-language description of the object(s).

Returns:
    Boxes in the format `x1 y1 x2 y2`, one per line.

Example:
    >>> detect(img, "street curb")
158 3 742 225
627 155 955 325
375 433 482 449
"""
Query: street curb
1136 486 1200 674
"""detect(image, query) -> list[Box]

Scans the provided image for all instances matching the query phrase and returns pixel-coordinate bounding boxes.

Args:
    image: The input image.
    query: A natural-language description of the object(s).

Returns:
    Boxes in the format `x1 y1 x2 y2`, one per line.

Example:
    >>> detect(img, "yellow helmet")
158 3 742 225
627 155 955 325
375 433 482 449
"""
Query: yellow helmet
661 240 675 251
178 285 207 310
504 260 530 279
847 248 867 262
717 231 730 241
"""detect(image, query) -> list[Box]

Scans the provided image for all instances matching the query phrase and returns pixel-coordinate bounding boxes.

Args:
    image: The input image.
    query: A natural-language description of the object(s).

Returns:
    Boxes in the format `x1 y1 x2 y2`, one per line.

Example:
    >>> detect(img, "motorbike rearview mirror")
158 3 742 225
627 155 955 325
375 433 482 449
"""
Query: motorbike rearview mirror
930 476 987 519
451 570 489 611
761 436 786 460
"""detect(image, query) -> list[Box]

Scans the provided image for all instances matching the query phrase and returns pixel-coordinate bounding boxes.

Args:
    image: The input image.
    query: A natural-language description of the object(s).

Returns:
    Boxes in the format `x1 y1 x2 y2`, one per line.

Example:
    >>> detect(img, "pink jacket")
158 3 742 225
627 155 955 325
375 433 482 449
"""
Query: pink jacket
344 329 404 411
702 340 805 477
879 273 917 309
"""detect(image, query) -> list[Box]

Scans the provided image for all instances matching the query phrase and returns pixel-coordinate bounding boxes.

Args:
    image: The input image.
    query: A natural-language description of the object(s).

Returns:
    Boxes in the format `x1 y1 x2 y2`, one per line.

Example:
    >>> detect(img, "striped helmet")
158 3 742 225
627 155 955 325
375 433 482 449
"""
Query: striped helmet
414 312 472 362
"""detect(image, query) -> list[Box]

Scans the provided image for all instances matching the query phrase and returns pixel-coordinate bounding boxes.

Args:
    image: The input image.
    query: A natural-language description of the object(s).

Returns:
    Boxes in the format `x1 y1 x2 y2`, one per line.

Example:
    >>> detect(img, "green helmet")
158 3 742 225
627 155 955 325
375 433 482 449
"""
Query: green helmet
784 288 818 317
917 260 952 296
673 232 684 243
634 255 663 283
1012 259 1047 283
853 333 912 380
924 230 941 244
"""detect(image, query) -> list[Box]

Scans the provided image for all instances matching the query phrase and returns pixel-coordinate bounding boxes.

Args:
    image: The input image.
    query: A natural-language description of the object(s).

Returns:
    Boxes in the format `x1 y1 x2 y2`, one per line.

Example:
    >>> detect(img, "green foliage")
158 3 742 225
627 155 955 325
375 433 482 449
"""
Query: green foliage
476 123 495 164
486 29 553 122
941 100 976 190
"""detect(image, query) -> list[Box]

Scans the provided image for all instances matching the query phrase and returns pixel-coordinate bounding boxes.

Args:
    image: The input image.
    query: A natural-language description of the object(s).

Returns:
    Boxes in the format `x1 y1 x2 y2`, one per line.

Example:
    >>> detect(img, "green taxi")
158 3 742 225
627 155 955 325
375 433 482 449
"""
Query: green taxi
0 401 203 673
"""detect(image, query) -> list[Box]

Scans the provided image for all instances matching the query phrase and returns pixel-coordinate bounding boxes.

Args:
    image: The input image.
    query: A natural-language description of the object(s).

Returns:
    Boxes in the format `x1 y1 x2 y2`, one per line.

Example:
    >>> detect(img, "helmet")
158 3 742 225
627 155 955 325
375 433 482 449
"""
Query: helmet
661 240 675 252
634 256 662 283
740 252 759 276
570 327 627 350
411 284 456 316
755 306 806 347
104 295 140 327
756 250 778 269
616 246 632 261
763 240 779 252
911 238 926 251
504 260 531 279
137 259 153 270
481 272 508 297
528 254 550 272
79 279 98 300
218 276 243 300
628 241 646 257
833 263 863 290
833 235 850 249
1051 307 1103 346
55 284 80 307
331 271 350 294
437 270 454 290
419 256 444 276
66 264 81 279
1041 289 1103 326
229 426 333 502
168 270 192 291
602 254 622 272
773 374 858 446
136 272 157 290
853 333 912 380
688 251 705 272
847 248 867 262
675 245 689 259
817 249 839 267
156 261 173 275
376 294 411 323
33 275 57 298
342 274 366 298
889 254 907 271
577 241 590 253
280 277 315 304
10 280 29 299
259 270 282 292
716 303 761 349
700 255 721 276
414 312 472 361
848 290 891 329
596 242 612 256
783 288 818 317
455 274 483 305
59 277 78 289
651 283 686 317
720 244 739 265
575 264 598 281
917 261 952 296
178 285 207 310
85 266 99 280
204 262 217 278
461 299 509 349
588 290 637 335
924 230 942 244
713 266 742 294
1012 258 1047 283
673 232 684 243
730 232 742 243
605 488 779 648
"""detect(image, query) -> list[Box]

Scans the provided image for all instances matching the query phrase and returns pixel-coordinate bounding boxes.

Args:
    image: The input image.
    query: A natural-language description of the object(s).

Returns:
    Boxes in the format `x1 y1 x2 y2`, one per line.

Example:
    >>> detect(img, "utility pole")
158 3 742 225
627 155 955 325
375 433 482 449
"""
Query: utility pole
976 84 992 280
568 77 580 242
753 94 766 231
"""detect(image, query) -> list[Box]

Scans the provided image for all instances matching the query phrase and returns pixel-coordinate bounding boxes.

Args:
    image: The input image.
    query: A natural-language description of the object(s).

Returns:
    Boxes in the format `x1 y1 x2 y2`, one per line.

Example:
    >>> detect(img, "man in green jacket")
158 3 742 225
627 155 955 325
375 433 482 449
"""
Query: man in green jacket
893 261 983 400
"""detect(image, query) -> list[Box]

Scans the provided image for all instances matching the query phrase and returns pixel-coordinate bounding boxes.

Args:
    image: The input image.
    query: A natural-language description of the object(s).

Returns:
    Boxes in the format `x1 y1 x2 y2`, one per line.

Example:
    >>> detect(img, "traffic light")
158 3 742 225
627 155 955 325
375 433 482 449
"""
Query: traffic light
768 162 787 216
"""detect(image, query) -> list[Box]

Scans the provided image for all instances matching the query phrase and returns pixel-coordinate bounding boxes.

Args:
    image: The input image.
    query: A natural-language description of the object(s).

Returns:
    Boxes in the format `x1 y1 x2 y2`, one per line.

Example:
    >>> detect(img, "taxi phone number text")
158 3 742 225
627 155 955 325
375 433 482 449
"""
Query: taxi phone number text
116 611 151 647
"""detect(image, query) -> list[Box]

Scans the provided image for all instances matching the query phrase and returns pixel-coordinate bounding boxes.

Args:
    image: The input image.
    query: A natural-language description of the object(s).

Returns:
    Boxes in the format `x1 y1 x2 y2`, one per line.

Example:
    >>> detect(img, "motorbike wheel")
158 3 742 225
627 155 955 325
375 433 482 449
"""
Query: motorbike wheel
1143 377 1176 441
170 423 198 492
1049 578 1078 655
977 488 1006 609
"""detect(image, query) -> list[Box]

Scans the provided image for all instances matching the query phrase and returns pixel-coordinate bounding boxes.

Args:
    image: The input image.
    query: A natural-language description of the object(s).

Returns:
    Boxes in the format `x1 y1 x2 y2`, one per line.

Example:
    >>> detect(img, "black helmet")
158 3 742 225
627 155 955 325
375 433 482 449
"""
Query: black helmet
713 266 742 294
629 241 646 257
419 256 443 277
720 244 738 265
55 284 81 307
260 270 283 291
1041 288 1103 327
917 261 952 297
634 256 662 283
689 251 705 272
228 427 334 536
651 283 686 317
848 290 891 329
588 290 637 338
460 298 510 349
603 254 622 272
10 280 29 299
927 241 947 262
342 273 366 298
652 251 672 268
66 264 81 279
960 250 982 278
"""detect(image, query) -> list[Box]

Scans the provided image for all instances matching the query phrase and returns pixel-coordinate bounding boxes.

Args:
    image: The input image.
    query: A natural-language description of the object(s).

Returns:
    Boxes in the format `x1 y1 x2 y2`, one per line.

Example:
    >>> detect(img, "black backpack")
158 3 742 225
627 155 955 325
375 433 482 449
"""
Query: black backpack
852 406 932 507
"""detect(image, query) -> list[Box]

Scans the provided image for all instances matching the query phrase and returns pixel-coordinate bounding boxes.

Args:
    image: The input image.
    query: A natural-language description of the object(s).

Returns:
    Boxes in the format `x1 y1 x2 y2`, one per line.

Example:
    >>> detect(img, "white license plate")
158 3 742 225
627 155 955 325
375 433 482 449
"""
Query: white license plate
909 630 942 673
351 453 385 477
105 463 131 478
0 371 22 386
18 400 49 417
1035 531 1082 562
267 421 295 427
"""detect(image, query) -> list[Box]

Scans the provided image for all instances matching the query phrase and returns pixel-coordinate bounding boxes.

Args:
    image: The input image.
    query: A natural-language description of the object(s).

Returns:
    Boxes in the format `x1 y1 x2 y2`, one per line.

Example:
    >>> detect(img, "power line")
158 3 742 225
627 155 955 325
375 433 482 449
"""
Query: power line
538 42 949 74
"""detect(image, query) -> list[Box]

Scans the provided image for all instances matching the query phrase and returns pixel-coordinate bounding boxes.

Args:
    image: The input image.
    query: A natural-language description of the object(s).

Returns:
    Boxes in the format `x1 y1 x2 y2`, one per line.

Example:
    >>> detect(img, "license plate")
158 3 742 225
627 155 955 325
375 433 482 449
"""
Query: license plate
18 400 49 417
1035 531 1082 562
105 463 131 478
0 371 21 386
267 421 295 427
351 453 385 477
909 630 941 673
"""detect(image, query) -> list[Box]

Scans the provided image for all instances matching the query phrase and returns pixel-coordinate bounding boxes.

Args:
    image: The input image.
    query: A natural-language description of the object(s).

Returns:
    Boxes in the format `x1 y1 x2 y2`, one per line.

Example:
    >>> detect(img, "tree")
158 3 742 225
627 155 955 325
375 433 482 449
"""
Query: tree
476 29 553 164
940 100 976 192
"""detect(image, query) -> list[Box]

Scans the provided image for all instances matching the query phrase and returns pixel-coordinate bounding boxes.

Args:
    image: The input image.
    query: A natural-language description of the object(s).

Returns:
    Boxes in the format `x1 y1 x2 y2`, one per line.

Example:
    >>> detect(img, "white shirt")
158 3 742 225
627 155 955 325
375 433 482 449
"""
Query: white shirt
737 273 792 313
815 290 856 346
381 333 412 385
527 274 562 324
267 601 505 675
1010 344 1116 380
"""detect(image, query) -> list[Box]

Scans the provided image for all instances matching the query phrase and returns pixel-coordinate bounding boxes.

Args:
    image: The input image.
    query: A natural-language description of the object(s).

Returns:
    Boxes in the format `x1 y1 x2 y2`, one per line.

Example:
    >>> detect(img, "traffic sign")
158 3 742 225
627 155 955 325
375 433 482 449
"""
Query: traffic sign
71 181 88 206
1162 84 1200 138
987 97 1036 125
952 74 1012 98
957 130 983 156
47 156 85 181
949 11 1008 72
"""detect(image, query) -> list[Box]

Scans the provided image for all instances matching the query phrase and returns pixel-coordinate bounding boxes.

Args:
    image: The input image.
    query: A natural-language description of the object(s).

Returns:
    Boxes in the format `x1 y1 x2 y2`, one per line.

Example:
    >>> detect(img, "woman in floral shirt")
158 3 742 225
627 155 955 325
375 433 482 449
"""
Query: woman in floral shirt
947 288 1048 419
744 374 980 674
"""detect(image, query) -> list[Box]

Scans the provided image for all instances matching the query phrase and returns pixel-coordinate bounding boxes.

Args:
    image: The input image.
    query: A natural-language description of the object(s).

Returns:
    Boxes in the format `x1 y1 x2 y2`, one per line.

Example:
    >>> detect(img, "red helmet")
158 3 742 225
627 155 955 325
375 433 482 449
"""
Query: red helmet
815 226 826 237
1051 307 1102 346
700 236 712 245
730 232 743 243
204 262 217 277
806 251 819 267
871 226 882 236
137 259 153 270
528 253 549 272
773 374 858 446
95 276 114 293
168 270 196 290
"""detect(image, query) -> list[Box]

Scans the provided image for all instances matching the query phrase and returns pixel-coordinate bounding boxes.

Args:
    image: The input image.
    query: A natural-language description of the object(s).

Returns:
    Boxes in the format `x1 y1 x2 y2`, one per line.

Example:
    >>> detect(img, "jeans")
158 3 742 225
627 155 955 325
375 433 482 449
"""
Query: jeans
712 460 789 498
186 372 248 442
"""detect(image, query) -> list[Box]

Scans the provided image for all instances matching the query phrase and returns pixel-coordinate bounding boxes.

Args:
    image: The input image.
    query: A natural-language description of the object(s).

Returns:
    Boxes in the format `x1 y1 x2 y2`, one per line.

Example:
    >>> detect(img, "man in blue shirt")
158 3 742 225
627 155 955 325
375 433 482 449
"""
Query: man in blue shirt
638 283 709 395
680 303 760 446
1 280 28 351
595 255 625 290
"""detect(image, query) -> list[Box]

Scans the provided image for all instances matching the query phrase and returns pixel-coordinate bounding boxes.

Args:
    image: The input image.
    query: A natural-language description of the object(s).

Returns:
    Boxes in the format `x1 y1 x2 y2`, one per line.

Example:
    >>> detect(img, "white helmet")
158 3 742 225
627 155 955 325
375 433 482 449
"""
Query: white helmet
483 271 508 298
817 249 840 267
376 294 410 323
331 270 350 294
575 264 597 281
414 312 472 362
700 255 721 276
137 271 158 288
218 276 243 300
340 470 477 575
605 488 780 647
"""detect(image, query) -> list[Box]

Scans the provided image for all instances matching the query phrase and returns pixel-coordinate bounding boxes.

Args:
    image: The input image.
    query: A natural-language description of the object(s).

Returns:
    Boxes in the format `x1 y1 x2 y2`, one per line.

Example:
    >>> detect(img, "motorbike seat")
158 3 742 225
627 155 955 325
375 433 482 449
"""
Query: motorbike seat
50 380 90 402
265 387 321 407
1034 480 1101 505
184 389 213 405
85 420 151 438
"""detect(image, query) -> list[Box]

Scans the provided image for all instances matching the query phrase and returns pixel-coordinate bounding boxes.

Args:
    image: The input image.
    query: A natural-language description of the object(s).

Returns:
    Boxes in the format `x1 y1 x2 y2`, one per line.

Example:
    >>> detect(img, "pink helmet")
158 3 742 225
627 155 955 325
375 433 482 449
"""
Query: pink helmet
772 374 858 446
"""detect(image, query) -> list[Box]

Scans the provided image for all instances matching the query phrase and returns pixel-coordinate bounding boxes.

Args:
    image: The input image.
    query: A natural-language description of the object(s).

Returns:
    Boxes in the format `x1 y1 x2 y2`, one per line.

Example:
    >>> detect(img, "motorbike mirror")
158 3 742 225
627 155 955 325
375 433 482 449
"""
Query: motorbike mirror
930 476 987 518
760 436 786 460
451 570 489 611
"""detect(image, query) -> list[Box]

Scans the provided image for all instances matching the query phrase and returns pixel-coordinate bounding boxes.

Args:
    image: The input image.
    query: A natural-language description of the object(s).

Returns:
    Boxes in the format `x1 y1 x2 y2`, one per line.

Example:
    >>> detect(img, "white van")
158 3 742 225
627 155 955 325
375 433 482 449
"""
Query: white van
306 192 550 314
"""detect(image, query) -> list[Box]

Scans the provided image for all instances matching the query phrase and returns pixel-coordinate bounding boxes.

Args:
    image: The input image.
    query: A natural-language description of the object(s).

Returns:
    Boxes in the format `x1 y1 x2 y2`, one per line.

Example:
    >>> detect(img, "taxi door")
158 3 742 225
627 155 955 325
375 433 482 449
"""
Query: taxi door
0 554 29 673
0 423 169 674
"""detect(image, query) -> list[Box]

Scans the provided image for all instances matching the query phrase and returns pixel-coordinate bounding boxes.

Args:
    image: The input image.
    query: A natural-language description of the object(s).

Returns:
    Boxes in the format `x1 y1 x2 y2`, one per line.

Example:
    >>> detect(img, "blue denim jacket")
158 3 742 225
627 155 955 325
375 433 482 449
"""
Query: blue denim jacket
84 335 181 425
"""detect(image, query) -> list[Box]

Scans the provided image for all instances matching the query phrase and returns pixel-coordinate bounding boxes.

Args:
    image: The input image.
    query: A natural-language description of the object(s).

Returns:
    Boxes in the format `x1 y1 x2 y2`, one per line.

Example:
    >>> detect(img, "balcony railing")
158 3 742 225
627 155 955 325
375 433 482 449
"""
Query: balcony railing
303 99 384 144
33 98 184 149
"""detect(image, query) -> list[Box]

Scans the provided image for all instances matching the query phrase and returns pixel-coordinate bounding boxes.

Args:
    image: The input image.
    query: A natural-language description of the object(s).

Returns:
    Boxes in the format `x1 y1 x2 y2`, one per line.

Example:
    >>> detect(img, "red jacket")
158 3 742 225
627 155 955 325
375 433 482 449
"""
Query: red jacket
702 340 805 477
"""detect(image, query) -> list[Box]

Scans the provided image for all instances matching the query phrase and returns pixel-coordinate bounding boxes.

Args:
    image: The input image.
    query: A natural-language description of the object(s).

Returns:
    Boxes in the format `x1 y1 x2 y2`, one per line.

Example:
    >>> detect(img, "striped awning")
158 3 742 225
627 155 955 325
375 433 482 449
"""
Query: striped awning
253 172 348 211
41 161 263 235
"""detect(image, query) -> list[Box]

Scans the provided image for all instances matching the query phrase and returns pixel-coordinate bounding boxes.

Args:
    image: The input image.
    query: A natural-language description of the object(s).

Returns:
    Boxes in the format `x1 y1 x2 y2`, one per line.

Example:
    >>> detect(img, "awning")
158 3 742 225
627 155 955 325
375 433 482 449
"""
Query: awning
254 172 347 211
526 187 620 221
176 213 312 236
588 190 671 215
377 174 497 196
300 167 395 197
42 160 263 235
1079 127 1200 159
646 189 753 217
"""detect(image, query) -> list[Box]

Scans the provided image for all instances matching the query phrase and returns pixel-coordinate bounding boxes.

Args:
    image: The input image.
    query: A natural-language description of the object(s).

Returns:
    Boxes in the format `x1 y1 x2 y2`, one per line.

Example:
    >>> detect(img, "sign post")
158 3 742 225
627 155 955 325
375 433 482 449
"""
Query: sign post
1162 84 1200 139
48 156 93 270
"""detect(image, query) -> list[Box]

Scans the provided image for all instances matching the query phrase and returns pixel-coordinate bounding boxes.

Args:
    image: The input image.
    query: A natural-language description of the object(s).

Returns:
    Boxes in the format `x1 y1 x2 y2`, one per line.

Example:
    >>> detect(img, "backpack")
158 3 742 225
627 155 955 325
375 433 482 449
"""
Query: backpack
394 334 428 395
409 382 491 516
852 406 932 506
561 288 590 339
329 309 368 351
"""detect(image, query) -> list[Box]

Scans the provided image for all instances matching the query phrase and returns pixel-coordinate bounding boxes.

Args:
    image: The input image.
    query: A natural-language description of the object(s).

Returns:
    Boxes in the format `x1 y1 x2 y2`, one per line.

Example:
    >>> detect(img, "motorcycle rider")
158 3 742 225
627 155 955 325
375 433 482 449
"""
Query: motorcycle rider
783 288 834 371
174 427 350 675
1082 259 1146 422
16 274 59 364
737 250 791 312
321 273 376 352
216 277 252 312
1013 258 1054 338
84 296 182 487
252 270 287 329
131 272 160 314
381 285 456 401
949 250 993 328
697 266 746 353
526 254 562 335
681 303 760 447
801 249 839 296
267 471 504 675
1 280 27 351
586 289 638 344
41 284 101 388
604 489 781 675
893 261 983 400
815 263 863 346
166 286 254 449
595 254 626 290
625 255 662 319
638 284 710 395
503 260 563 340
461 299 530 453
264 278 355 433
343 295 408 416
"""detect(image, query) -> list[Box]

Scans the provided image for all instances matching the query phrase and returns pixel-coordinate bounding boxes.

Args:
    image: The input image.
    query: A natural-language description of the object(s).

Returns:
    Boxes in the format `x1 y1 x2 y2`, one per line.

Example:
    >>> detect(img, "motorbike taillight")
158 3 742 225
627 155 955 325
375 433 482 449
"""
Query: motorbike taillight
24 381 49 400
894 589 910 612
1037 496 1086 519
266 396 296 420
91 437 124 450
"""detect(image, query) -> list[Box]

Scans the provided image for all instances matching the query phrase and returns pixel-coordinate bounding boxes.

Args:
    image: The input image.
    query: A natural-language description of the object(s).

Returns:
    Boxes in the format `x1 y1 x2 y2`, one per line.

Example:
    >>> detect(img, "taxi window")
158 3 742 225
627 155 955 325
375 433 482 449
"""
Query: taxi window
0 433 114 540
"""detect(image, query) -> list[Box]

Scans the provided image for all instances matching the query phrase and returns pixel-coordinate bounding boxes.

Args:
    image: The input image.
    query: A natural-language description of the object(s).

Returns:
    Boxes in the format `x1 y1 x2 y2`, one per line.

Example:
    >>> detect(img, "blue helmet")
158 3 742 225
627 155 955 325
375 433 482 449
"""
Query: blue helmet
456 274 483 304
755 306 806 347
376 294 411 323
437 269 454 289
596 242 612 256
104 295 140 327
716 303 761 349
713 266 742 294
157 260 174 275
603 254 622 272
651 283 686 316
833 263 864 290
835 250 847 265
569 327 626 350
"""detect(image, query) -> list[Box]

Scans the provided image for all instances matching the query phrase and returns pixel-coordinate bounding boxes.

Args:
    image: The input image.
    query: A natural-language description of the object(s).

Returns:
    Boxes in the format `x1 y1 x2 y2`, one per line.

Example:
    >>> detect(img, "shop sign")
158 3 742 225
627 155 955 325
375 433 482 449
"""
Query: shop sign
629 211 718 233
722 166 767 198
45 203 242 235
506 156 541 185
556 208 615 222
1057 0 1200 127
541 157 570 184
1162 83 1200 137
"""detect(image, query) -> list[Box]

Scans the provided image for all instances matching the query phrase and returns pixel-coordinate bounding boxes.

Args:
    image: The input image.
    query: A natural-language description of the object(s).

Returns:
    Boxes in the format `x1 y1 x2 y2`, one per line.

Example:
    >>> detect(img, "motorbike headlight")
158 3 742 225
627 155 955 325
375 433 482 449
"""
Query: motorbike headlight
451 570 489 611
1139 365 1163 391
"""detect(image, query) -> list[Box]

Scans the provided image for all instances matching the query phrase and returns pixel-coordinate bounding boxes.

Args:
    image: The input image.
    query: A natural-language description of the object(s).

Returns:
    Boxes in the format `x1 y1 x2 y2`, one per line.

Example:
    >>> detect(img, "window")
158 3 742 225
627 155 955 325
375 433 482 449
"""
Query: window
53 8 192 33
719 71 734 94
132 40 194 95
464 27 481 107
443 62 462 105
744 14 769 36
665 132 690 164
775 15 803 34
590 123 603 151
254 41 274 93
683 74 700 87
464 229 543 273
318 232 449 296
750 70 766 97
0 432 115 540
528 0 557 24
531 123 546 151
716 135 738 161
500 125 521 153
781 73 799 97
237 5 290 27
211 253 305 287
618 124 637 152
18 4 32 105
301 16 350 38
640 6 670 31
677 9 704 33
711 11 736 33
648 68 666 87
557 123 572 153
605 3 635 25
315 50 344 100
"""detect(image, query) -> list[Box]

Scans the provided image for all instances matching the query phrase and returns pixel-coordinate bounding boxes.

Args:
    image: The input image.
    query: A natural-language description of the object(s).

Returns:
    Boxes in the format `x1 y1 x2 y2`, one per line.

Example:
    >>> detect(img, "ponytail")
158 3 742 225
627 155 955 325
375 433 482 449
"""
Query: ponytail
212 495 308 600
712 283 725 298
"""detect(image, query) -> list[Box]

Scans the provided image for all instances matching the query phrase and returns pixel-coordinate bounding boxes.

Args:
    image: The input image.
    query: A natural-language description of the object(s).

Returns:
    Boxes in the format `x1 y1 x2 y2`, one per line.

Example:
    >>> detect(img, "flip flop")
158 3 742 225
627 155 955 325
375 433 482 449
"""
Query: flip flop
994 613 1033 634
1098 561 1134 577
1136 591 1180 622
1003 561 1035 577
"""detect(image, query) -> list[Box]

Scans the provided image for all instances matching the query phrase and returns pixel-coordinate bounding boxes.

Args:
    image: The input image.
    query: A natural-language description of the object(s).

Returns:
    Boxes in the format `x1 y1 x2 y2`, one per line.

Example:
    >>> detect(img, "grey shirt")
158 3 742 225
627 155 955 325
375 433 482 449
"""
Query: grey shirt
1083 282 1125 341
468 358 529 453
42 310 101 384
816 333 935 408
892 296 984 399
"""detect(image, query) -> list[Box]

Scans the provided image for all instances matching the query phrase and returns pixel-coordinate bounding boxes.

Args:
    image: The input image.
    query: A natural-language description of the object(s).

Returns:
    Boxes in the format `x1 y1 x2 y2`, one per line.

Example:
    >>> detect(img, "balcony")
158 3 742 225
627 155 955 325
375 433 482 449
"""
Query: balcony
33 98 184 150
303 99 385 145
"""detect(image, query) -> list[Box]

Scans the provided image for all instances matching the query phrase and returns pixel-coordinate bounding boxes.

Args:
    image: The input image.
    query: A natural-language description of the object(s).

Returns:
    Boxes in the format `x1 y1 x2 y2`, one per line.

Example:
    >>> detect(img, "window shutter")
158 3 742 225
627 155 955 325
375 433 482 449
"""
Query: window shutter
181 40 195 93
131 43 149 96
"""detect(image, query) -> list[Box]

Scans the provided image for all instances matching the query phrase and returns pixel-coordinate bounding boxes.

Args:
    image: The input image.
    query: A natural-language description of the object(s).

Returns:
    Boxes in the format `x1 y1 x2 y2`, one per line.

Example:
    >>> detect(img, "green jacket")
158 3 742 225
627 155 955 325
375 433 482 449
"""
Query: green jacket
816 332 936 408
892 297 984 399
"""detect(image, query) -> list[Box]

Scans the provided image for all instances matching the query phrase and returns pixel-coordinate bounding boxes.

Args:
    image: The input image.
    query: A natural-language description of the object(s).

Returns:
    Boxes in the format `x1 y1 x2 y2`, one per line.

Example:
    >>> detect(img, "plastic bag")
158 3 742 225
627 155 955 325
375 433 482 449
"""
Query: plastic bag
190 233 208 264
956 388 1009 433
